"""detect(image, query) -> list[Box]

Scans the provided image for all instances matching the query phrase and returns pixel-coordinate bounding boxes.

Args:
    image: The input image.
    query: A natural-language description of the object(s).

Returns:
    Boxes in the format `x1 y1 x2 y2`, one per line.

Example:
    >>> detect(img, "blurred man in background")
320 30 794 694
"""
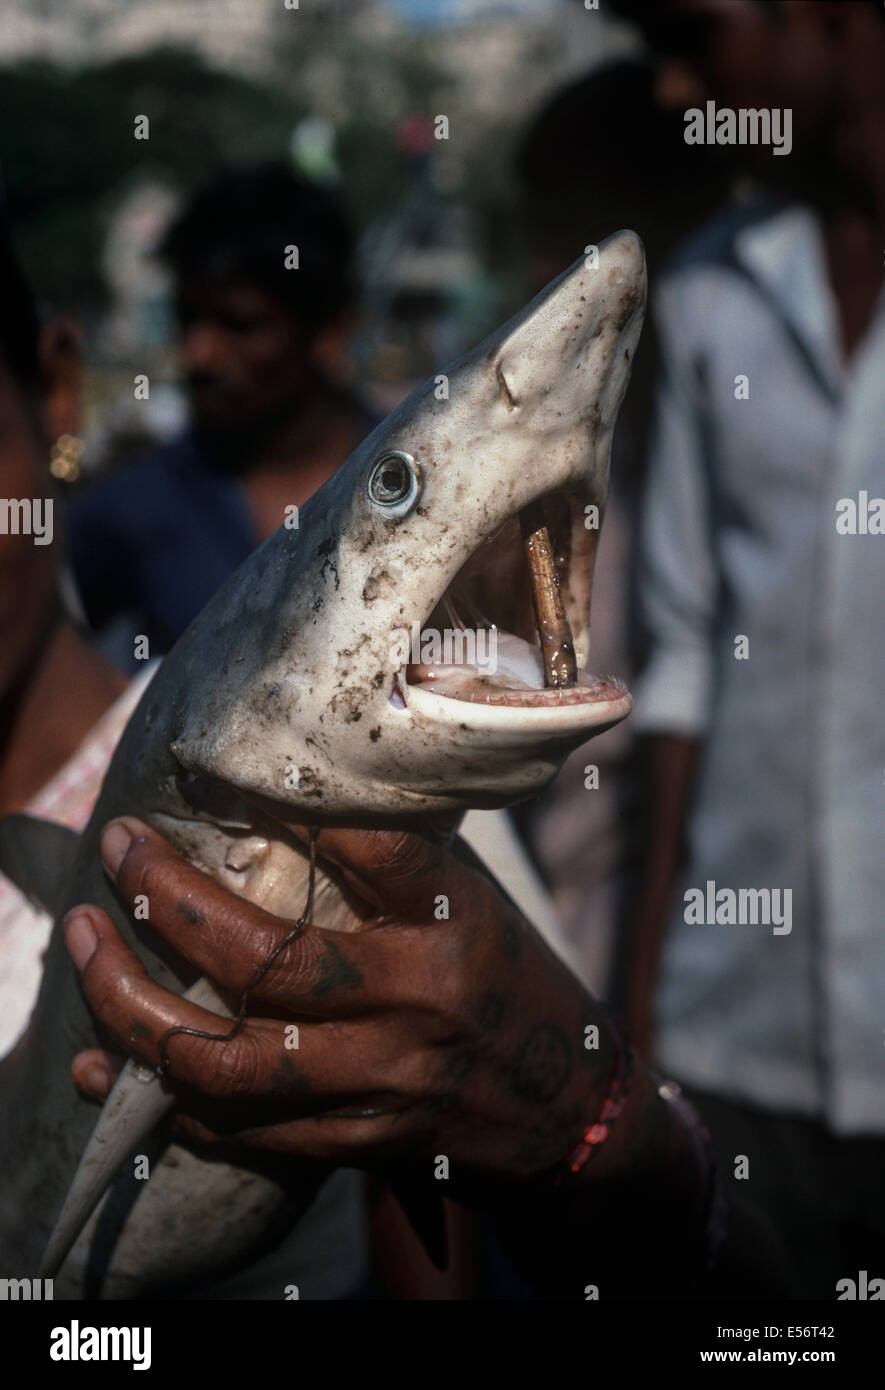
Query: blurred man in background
513 57 730 996
69 163 375 661
615 0 885 1295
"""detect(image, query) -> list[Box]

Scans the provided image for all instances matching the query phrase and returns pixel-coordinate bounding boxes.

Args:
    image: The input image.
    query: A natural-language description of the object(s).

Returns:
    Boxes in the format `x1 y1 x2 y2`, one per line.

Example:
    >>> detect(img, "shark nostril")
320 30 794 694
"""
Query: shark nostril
389 676 407 710
495 364 517 410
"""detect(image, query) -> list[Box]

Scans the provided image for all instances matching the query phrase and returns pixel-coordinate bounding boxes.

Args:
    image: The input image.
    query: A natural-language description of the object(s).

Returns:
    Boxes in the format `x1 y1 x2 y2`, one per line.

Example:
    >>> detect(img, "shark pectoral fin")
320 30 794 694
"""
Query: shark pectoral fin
37 1058 174 1280
38 973 232 1280
389 1176 449 1271
0 812 80 917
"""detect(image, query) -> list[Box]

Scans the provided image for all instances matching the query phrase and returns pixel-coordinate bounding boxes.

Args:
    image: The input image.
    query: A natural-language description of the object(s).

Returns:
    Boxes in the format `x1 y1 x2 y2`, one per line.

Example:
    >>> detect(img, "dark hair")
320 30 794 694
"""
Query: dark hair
160 162 356 335
0 228 41 389
516 59 731 266
517 59 702 199
607 0 882 51
606 0 786 50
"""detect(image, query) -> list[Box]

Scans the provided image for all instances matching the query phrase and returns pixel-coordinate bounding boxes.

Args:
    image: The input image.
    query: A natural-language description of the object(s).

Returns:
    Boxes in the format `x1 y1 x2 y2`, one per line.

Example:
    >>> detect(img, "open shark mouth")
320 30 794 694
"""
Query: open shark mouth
399 486 629 721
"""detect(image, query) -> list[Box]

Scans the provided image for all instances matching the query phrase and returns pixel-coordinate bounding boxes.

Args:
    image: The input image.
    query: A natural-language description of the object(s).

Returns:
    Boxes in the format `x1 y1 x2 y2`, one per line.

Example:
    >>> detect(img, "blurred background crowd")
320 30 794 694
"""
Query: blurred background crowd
1 0 884 1299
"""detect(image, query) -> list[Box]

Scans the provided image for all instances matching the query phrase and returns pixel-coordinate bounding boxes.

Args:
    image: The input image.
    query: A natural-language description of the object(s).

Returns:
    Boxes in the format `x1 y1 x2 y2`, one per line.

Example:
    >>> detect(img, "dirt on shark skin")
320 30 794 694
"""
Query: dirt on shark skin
0 232 646 1297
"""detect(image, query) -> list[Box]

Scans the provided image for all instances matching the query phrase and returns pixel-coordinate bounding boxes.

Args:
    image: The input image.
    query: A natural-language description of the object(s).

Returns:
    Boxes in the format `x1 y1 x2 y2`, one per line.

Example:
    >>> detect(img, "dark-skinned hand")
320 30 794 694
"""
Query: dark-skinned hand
62 817 614 1183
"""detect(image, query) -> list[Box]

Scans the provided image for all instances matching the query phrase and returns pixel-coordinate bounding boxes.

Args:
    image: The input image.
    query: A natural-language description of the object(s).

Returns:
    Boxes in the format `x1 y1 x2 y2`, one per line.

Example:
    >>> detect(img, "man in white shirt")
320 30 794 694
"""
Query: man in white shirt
619 0 885 1295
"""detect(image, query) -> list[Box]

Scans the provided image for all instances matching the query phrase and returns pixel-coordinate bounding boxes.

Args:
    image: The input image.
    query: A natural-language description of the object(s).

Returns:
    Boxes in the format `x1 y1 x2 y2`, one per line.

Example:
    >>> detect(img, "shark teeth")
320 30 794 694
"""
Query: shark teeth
437 677 627 708
402 483 621 715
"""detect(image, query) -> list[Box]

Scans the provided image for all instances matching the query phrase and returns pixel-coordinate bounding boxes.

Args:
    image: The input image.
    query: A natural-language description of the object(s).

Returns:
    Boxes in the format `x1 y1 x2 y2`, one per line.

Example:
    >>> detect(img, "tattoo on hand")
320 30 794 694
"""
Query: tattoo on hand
501 917 521 962
309 938 364 995
175 898 205 927
444 1046 480 1084
268 1055 313 1096
505 1102 584 1170
473 989 505 1034
509 1022 572 1105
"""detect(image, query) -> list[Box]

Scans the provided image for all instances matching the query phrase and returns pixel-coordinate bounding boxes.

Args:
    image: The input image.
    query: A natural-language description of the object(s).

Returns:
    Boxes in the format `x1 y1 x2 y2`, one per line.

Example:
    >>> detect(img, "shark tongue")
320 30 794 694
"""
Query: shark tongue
519 500 578 688
405 491 595 703
411 631 545 695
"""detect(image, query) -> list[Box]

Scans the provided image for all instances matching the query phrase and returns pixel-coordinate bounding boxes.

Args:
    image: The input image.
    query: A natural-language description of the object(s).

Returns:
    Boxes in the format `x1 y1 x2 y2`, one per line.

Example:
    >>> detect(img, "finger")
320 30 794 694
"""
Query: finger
71 1047 124 1100
99 817 397 1016
168 1103 423 1165
305 825 484 921
62 905 408 1101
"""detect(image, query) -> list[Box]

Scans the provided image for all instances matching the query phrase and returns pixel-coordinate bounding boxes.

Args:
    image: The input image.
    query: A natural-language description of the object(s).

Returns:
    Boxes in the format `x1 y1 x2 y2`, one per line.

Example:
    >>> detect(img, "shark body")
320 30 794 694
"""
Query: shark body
0 232 645 1296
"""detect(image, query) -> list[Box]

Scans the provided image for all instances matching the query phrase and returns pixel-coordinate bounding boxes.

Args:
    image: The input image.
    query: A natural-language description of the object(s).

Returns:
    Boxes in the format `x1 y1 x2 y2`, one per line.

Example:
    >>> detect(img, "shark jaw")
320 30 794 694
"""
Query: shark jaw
397 482 632 734
388 231 645 747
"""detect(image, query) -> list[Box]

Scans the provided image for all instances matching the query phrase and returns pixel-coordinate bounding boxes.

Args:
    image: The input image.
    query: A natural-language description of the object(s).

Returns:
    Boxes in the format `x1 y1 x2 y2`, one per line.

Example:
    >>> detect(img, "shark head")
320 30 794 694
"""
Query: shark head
170 230 646 821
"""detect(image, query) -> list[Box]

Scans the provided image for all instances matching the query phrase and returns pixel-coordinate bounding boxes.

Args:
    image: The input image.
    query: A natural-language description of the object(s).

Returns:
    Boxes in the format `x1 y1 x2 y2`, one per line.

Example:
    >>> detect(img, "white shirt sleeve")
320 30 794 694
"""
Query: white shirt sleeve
632 281 717 736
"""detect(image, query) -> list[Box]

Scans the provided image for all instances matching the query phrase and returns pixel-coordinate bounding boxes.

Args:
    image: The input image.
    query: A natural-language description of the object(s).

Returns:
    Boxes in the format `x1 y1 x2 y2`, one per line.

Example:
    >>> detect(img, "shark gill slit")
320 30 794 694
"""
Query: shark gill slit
519 499 578 688
155 826 319 1076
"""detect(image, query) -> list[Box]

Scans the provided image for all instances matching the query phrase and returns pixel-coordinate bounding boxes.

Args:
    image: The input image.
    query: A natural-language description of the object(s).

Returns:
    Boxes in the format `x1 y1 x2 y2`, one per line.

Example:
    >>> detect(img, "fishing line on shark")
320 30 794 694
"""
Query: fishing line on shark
155 825 320 1078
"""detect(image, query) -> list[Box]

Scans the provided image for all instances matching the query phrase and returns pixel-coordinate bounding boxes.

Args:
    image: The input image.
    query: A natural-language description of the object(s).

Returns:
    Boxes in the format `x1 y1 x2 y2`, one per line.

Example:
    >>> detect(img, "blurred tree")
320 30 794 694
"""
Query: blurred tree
272 16 523 342
0 24 544 345
0 49 300 311
274 21 456 235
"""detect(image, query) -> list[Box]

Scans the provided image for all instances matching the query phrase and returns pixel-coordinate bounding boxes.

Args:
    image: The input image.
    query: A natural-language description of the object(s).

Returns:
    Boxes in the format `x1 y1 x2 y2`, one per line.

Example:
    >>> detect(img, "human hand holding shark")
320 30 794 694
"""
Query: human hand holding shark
64 815 615 1181
63 815 743 1298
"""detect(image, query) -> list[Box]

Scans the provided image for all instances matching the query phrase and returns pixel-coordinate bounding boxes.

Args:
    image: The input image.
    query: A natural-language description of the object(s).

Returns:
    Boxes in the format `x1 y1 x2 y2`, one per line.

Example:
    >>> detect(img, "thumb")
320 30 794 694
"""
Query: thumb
309 825 473 919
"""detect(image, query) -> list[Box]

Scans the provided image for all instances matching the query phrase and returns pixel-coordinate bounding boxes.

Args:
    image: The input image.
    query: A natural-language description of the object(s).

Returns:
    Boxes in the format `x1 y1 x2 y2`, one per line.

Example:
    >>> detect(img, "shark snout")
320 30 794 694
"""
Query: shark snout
493 229 646 437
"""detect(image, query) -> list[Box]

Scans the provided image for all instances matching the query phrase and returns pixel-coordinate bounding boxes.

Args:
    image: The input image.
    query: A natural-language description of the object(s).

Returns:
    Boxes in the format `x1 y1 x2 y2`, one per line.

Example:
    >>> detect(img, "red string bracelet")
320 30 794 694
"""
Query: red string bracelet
553 1018 728 1268
559 1018 634 1181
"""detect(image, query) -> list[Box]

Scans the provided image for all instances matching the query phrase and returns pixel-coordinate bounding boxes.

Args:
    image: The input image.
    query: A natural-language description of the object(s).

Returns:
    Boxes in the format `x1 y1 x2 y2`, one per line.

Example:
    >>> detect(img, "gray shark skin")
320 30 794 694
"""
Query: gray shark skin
0 232 645 1297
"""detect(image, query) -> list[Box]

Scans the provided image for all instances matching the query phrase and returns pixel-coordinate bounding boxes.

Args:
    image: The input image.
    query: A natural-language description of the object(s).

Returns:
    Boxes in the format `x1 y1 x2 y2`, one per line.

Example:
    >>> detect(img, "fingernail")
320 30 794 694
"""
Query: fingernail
63 909 98 969
83 1063 110 1096
101 819 134 875
85 1061 110 1095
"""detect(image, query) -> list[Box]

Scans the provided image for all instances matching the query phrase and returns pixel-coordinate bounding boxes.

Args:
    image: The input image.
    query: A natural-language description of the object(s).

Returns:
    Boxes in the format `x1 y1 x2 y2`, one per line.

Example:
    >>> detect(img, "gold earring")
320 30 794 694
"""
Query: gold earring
49 434 85 482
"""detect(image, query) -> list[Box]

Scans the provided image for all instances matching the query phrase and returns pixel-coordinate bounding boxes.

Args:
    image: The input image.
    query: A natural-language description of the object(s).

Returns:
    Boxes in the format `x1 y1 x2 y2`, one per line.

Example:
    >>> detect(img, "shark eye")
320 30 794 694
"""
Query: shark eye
367 451 421 517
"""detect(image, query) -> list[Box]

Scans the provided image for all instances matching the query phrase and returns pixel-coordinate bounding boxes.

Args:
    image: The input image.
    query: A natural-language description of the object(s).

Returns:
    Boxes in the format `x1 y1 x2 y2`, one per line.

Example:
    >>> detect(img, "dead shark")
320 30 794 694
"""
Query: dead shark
0 231 645 1296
